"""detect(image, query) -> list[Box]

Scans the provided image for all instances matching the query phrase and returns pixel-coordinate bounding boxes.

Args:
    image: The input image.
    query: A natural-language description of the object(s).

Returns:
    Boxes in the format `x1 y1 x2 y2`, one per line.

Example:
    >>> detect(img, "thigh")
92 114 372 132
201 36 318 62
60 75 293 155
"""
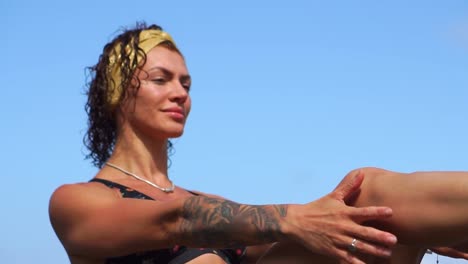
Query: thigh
350 168 468 245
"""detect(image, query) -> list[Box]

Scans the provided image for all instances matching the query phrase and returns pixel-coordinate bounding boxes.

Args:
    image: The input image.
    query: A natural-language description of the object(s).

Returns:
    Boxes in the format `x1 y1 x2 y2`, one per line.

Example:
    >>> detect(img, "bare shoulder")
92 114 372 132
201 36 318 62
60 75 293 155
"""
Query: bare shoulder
49 181 119 215
48 181 119 244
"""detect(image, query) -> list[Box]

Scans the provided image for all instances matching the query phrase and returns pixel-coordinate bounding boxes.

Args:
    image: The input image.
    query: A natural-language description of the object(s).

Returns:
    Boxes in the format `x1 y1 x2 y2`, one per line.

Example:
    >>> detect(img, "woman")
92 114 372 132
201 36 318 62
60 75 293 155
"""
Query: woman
49 23 468 264
48 23 396 264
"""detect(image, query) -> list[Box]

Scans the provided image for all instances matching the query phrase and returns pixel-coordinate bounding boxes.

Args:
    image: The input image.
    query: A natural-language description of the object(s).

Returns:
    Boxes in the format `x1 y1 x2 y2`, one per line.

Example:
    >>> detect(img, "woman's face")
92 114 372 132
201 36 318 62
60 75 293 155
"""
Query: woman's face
120 45 191 140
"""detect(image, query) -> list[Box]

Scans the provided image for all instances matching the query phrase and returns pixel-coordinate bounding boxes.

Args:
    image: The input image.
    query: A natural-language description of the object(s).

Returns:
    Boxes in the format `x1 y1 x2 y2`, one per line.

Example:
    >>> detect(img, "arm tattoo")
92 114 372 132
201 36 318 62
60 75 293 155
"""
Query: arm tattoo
179 196 288 248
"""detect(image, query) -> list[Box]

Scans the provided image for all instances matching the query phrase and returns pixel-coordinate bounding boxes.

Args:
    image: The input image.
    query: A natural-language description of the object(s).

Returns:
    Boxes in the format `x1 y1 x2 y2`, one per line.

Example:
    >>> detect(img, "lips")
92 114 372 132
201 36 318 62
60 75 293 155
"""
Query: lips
162 107 185 119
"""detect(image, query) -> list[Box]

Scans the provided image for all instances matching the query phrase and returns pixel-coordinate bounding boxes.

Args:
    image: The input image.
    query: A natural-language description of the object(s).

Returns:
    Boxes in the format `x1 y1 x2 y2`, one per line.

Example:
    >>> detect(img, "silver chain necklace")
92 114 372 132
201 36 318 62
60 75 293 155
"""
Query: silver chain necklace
106 162 175 193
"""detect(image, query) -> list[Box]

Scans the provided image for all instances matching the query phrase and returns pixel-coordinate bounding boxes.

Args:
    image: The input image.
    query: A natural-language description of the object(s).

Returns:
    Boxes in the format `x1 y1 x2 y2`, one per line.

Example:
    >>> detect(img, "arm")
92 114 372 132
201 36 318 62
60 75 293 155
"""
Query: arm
49 170 396 263
188 190 275 264
49 184 287 257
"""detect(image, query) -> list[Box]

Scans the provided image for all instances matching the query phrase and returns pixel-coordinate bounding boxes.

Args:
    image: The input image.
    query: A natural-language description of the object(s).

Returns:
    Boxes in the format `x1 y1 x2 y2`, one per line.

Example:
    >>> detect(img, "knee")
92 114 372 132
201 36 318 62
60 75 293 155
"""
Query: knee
350 166 395 183
345 167 395 207
350 167 390 177
345 167 390 187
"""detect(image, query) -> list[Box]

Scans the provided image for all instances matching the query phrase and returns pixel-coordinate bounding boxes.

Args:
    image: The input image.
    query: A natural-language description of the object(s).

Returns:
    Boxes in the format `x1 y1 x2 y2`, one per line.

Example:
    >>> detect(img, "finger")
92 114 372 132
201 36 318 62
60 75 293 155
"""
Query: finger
431 247 468 259
450 251 468 259
335 248 365 264
459 252 468 260
341 236 392 258
348 206 393 222
333 170 364 201
350 224 397 247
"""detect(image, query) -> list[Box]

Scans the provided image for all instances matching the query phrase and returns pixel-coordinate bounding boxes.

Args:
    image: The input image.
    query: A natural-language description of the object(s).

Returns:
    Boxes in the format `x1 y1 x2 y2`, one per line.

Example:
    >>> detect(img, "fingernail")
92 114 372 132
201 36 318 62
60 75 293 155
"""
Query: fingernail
387 235 397 244
384 208 392 215
383 248 392 257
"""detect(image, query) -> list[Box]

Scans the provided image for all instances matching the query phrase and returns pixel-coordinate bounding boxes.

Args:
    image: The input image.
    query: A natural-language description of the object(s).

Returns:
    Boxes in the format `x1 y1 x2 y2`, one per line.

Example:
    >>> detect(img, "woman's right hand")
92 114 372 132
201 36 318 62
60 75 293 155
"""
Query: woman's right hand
284 170 397 264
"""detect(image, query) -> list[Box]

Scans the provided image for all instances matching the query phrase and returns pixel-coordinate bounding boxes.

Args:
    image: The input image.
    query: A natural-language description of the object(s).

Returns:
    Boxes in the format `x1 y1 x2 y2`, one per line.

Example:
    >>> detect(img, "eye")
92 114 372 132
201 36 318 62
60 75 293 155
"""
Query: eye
182 83 191 92
151 77 166 84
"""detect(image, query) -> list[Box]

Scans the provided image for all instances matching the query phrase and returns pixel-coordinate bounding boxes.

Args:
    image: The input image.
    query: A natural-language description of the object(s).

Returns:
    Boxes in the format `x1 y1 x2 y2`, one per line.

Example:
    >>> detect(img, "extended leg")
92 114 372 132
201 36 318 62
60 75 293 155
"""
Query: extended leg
350 168 468 246
257 168 468 264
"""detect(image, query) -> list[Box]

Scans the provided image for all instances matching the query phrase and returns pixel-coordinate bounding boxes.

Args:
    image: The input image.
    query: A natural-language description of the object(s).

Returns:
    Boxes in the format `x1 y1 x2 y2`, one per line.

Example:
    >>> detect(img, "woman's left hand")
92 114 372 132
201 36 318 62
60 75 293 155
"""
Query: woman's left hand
430 246 468 260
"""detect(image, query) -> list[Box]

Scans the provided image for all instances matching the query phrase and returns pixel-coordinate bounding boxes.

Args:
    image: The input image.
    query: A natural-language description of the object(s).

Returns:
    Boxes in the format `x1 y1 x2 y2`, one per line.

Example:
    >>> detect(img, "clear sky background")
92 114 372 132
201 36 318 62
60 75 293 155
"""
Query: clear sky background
2 1 467 263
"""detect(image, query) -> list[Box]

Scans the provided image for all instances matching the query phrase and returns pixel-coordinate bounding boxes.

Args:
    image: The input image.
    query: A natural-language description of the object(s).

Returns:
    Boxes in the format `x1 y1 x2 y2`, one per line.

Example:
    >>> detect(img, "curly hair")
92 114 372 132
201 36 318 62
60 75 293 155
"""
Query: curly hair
84 22 178 168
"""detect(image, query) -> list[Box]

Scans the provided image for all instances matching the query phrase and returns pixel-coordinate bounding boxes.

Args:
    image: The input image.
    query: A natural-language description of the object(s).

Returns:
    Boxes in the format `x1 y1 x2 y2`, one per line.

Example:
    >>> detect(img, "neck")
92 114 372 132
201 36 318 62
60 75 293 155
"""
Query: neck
108 125 171 186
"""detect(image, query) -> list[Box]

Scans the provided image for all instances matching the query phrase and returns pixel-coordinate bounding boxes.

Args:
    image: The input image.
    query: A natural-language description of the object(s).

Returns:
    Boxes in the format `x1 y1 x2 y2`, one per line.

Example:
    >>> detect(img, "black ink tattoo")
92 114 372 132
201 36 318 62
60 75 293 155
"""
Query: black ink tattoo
179 197 288 248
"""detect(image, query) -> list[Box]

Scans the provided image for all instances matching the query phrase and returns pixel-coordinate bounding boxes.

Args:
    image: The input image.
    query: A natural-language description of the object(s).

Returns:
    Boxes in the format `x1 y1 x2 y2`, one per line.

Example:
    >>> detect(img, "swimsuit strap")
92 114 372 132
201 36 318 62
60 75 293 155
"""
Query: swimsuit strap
90 178 154 200
90 178 200 199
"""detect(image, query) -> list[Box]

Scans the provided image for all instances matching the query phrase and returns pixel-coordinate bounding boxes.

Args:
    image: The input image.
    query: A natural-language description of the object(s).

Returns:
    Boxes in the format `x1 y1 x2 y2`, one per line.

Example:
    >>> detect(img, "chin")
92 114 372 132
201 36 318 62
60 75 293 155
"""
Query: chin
149 122 186 139
166 129 185 139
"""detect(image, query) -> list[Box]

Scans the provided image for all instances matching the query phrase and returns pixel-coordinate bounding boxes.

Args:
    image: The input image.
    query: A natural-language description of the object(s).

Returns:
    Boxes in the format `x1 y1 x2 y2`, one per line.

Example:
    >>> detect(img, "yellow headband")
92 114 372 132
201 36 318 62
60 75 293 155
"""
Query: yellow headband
107 29 177 106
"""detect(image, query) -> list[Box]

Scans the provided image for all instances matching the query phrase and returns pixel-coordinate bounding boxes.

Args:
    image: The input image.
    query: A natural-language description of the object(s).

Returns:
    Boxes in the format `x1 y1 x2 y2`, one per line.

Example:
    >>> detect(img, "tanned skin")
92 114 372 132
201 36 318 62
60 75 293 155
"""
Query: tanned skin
52 41 397 264
255 168 468 264
179 197 288 247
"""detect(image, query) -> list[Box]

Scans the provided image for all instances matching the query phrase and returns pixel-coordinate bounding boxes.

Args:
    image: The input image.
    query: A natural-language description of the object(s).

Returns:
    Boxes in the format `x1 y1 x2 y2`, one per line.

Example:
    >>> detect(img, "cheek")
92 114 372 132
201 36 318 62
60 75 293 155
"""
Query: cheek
185 97 192 116
136 88 166 110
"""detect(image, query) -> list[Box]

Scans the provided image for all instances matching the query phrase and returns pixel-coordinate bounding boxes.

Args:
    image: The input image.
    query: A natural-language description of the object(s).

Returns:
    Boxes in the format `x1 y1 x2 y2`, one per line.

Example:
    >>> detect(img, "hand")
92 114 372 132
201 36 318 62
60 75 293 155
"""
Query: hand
286 170 397 264
430 246 468 260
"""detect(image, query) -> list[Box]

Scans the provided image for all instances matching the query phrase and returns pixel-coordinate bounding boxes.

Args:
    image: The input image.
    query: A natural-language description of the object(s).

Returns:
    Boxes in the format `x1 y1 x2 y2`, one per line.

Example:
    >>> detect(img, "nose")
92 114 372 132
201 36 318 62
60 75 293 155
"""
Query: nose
169 81 189 104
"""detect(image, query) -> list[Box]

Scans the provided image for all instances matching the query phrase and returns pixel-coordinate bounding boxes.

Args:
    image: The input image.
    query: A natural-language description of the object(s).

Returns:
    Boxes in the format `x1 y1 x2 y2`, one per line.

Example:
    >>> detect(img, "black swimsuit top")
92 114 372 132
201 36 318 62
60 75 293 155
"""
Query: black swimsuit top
90 178 246 264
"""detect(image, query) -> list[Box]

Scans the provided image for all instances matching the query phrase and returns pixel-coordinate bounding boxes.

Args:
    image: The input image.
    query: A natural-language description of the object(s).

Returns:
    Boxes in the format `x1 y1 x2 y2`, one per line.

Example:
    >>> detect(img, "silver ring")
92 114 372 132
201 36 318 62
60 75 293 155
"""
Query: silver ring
348 238 358 252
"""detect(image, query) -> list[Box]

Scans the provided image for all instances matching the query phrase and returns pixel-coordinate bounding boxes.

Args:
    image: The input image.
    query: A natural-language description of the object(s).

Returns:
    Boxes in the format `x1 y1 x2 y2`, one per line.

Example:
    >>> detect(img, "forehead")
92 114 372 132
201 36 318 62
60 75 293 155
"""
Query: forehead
142 45 188 74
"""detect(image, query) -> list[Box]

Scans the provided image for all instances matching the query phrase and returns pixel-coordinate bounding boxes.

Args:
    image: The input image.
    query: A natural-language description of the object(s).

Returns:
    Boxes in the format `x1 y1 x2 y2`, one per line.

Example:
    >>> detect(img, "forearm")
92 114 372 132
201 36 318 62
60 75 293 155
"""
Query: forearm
173 196 290 248
60 196 290 257
351 168 468 246
170 170 397 264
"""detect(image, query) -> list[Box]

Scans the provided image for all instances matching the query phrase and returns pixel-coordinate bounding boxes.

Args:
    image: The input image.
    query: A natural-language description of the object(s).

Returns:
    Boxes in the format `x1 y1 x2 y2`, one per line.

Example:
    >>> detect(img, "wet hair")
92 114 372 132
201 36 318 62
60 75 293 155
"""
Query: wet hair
84 22 179 168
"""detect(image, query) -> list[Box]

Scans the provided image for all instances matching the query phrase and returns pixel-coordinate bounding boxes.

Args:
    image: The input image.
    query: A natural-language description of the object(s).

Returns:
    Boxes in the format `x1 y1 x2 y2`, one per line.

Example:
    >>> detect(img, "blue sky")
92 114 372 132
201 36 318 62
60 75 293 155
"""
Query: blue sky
2 1 467 263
